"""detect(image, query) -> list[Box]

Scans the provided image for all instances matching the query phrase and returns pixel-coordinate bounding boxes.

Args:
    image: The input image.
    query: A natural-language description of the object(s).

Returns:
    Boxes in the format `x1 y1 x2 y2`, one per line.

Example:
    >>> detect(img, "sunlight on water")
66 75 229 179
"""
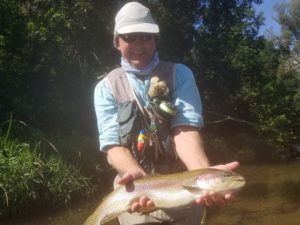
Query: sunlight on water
1 162 299 225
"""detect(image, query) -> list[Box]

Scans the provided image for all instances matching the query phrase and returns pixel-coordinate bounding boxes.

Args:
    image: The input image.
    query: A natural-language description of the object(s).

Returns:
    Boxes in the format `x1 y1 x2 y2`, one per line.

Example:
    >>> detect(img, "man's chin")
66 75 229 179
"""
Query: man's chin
130 60 148 69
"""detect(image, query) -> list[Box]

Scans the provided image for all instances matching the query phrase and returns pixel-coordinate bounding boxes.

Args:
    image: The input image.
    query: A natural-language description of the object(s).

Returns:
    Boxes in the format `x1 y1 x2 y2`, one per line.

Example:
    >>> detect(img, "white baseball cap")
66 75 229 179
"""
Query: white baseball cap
114 2 159 45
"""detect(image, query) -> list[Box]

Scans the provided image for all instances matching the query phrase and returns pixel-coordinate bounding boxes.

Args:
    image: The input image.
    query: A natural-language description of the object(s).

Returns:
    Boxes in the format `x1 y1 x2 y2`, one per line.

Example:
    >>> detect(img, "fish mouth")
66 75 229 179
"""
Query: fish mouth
234 178 246 187
236 178 246 182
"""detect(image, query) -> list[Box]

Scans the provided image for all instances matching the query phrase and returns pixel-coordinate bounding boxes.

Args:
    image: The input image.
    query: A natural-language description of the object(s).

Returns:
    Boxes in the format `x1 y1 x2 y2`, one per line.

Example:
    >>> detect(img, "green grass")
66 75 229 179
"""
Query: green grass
0 122 96 219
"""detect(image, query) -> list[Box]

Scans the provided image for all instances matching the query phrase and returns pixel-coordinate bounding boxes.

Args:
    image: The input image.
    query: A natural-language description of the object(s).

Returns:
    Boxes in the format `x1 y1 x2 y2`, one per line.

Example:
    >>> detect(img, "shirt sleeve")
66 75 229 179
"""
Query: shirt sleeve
171 64 204 128
94 78 120 151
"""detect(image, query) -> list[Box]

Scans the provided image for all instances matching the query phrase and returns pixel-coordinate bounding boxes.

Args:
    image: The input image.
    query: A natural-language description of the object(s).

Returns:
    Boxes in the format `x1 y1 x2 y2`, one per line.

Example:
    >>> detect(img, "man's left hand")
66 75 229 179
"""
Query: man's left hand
195 161 240 206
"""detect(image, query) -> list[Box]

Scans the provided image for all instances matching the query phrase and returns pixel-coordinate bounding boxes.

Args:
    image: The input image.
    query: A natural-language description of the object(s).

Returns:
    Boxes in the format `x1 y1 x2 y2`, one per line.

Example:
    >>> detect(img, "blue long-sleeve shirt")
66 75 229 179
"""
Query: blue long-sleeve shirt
94 63 204 151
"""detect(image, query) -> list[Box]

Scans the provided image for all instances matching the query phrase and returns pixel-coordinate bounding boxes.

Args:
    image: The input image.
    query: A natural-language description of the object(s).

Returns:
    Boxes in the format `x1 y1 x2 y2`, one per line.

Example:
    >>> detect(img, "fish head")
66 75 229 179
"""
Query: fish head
195 169 246 194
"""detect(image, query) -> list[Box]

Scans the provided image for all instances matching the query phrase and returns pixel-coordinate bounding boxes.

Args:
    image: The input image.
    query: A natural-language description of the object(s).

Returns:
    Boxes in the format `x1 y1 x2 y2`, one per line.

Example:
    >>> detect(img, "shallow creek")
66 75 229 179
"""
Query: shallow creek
1 162 299 225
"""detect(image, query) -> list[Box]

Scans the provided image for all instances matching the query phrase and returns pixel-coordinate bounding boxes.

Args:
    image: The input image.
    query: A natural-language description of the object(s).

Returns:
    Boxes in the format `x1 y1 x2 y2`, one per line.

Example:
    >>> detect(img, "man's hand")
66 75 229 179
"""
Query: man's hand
117 172 155 213
195 161 240 206
107 146 155 213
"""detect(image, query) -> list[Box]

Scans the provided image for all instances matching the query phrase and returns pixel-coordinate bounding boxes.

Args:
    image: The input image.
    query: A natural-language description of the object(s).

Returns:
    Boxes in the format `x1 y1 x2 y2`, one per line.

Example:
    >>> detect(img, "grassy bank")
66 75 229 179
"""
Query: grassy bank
0 122 100 219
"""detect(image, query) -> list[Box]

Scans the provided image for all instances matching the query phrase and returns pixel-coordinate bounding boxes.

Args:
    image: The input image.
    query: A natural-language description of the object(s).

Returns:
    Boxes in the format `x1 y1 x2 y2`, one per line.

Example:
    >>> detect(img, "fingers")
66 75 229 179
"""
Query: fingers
117 173 134 185
129 202 140 213
139 196 149 206
128 196 154 213
224 192 236 203
211 161 240 171
224 161 240 170
117 172 154 214
117 171 146 185
195 191 235 207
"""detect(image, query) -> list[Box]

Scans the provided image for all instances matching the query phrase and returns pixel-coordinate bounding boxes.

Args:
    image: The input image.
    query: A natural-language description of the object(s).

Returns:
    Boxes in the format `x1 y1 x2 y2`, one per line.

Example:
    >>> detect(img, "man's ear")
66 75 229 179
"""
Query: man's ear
115 36 121 50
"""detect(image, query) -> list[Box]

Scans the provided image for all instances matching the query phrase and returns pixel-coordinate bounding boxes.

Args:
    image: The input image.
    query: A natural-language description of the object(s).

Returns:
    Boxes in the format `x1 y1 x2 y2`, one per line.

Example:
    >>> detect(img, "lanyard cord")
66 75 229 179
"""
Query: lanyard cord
128 80 166 162
128 80 150 130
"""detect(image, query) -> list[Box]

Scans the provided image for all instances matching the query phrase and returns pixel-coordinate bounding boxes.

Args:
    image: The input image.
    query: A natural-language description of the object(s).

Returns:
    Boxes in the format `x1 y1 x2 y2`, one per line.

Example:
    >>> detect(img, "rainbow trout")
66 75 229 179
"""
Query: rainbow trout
84 168 245 225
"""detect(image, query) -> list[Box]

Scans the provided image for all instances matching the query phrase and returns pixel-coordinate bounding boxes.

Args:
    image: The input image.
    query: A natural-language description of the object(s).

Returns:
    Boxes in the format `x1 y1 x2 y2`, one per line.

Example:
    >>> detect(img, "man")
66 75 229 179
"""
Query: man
94 2 239 225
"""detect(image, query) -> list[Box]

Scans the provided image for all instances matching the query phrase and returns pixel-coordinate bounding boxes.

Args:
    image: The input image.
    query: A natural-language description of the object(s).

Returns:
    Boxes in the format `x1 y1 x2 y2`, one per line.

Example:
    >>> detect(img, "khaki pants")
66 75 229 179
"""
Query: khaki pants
113 162 204 225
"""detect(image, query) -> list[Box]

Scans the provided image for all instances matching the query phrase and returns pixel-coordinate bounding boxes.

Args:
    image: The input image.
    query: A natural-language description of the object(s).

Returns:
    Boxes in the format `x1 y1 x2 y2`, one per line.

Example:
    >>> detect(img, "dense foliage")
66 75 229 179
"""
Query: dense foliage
1 0 298 144
244 0 300 144
0 0 117 134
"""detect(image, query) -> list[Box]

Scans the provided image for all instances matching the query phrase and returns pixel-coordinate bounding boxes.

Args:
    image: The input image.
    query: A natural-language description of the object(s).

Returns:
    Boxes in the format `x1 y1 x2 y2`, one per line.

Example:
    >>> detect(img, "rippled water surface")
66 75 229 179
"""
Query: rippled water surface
1 162 299 225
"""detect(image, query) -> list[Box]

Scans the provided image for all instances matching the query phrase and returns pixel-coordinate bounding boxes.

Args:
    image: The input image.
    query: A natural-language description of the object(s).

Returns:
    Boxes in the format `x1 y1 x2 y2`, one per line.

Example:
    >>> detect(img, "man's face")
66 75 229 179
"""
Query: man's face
116 33 157 69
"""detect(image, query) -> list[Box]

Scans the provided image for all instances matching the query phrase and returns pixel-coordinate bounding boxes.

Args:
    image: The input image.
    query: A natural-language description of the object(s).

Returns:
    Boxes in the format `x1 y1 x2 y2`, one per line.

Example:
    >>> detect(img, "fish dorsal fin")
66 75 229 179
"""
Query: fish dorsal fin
182 186 204 197
147 173 160 177
140 173 160 180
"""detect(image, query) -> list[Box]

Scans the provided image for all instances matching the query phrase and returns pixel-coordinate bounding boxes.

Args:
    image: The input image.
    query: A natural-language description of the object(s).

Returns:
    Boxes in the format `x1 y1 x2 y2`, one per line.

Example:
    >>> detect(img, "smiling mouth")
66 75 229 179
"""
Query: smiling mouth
131 51 144 56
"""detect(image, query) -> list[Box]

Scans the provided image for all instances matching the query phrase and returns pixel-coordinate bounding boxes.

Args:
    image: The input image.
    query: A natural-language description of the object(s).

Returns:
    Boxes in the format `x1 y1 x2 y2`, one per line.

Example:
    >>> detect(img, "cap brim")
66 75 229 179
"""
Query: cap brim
117 23 159 34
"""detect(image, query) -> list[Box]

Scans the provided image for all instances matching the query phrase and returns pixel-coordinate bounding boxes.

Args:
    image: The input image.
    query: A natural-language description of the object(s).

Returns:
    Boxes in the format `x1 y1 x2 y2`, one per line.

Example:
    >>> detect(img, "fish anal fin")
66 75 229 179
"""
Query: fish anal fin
100 210 125 225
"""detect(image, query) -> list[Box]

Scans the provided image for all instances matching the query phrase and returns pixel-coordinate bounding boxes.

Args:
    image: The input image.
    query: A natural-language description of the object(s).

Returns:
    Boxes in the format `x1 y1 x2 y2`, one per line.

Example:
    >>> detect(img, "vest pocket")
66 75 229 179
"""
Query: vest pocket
117 101 140 145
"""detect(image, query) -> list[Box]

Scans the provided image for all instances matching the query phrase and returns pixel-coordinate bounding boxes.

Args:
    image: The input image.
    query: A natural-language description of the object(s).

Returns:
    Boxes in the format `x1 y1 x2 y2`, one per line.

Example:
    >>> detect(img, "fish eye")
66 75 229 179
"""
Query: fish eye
223 171 232 177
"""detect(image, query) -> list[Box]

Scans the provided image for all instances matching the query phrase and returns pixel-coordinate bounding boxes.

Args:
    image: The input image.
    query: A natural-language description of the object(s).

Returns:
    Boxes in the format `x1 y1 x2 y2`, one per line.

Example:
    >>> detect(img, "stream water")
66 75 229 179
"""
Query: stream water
1 161 299 225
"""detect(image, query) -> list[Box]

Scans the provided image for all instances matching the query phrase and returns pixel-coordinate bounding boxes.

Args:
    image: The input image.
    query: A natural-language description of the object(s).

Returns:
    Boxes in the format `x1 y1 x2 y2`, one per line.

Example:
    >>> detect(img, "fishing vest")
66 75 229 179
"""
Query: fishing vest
105 61 178 172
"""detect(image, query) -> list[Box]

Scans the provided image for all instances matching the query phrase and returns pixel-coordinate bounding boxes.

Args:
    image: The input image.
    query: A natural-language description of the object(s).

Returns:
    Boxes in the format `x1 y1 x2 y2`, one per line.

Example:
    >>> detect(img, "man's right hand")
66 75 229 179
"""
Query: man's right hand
117 172 155 213
107 146 155 213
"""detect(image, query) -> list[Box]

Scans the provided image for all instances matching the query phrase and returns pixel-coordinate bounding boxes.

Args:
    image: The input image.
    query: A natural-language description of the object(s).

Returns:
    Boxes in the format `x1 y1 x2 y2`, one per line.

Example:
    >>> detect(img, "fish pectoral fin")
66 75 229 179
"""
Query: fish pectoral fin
182 186 204 197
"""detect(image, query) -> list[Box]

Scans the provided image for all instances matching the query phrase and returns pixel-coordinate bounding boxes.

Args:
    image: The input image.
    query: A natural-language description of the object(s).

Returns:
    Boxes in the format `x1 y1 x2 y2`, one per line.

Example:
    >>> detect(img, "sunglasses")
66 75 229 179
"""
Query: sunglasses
119 33 155 43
